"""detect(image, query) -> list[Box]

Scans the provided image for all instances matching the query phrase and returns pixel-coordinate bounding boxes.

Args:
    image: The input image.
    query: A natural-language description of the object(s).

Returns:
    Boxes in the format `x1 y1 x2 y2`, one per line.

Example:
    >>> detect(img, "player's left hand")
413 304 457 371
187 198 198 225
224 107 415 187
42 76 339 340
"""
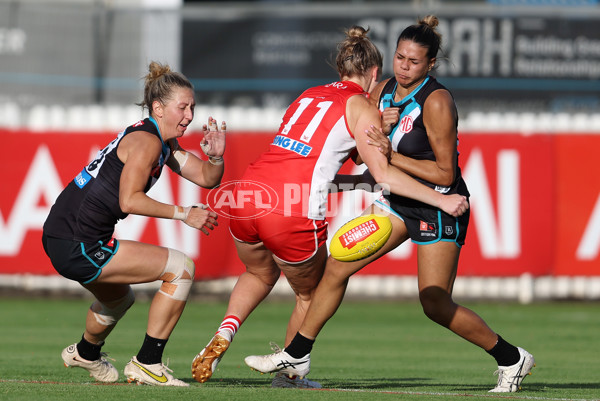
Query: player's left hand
366 125 392 162
200 116 226 158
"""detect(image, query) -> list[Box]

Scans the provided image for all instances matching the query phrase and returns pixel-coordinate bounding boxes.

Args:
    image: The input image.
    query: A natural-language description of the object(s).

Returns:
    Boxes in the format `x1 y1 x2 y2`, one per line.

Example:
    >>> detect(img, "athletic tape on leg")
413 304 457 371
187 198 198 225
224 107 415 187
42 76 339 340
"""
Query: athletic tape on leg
158 248 195 301
91 287 135 326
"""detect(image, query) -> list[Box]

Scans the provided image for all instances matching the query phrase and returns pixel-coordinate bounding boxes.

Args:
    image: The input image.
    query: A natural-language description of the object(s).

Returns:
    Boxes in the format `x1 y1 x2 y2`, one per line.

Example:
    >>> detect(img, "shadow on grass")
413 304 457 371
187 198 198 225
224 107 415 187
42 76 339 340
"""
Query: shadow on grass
191 377 282 387
199 377 600 396
317 377 433 390
197 376 431 389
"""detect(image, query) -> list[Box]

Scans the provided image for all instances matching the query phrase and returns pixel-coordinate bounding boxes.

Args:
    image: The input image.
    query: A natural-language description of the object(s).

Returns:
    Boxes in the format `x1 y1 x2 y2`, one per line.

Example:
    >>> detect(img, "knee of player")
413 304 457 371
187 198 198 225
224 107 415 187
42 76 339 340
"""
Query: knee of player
322 261 351 284
419 297 437 320
182 254 195 281
158 249 195 301
245 267 279 288
294 292 313 310
160 250 195 281
265 268 282 286
91 287 135 326
419 287 455 322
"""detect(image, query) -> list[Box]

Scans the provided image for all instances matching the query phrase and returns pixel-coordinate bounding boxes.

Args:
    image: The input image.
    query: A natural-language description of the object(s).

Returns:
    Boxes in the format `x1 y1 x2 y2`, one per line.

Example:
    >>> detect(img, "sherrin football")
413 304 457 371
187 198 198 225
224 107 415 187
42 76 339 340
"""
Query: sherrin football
329 214 392 262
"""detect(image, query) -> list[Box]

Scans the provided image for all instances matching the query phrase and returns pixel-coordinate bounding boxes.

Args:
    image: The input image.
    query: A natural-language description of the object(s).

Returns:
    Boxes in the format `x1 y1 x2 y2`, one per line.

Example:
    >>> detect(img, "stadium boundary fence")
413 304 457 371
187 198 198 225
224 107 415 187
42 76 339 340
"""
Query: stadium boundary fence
2 273 600 303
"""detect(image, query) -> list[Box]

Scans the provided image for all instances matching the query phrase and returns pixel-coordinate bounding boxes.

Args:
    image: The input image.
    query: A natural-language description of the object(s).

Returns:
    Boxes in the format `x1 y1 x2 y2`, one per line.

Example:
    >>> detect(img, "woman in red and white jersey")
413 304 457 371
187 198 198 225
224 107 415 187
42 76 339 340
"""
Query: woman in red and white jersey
246 16 534 394
191 26 469 388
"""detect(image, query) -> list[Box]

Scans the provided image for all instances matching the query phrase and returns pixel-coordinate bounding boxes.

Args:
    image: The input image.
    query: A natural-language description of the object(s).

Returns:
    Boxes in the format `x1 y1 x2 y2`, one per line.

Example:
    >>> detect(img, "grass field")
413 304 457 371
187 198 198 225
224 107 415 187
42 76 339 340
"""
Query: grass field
1 295 598 401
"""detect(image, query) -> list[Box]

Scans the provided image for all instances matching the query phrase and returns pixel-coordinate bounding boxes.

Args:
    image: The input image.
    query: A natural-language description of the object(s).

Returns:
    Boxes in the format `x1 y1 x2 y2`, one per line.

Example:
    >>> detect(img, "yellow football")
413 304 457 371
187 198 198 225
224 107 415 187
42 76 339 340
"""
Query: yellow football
329 214 392 262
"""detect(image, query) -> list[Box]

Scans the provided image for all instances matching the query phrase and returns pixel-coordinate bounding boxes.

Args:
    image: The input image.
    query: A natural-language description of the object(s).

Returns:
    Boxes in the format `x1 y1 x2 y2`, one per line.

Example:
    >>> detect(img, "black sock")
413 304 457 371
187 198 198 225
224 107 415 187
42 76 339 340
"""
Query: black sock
284 332 314 359
77 334 103 361
136 334 168 365
486 335 521 366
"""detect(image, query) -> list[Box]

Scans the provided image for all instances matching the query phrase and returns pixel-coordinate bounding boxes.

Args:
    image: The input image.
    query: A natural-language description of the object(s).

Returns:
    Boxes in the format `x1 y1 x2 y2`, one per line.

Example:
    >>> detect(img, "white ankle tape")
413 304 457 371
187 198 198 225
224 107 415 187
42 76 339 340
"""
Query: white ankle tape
158 248 195 301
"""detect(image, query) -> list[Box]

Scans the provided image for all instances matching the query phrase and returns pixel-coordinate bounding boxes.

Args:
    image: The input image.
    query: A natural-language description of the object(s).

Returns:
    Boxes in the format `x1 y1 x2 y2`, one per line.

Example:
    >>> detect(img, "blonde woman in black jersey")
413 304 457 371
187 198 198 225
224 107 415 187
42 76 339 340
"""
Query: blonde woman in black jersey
42 61 225 386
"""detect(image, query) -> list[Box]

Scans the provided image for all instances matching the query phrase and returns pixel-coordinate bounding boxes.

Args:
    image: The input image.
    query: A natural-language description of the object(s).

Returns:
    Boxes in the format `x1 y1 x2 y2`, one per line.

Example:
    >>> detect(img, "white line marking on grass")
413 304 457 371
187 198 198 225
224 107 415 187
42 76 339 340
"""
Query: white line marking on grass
0 379 130 386
320 388 596 401
2 378 596 401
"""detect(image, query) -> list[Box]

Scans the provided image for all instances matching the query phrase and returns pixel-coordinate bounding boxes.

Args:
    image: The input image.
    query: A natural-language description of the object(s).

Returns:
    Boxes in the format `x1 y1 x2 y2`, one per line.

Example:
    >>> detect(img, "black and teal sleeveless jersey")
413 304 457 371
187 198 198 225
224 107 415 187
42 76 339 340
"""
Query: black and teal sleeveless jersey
43 117 171 243
377 75 468 197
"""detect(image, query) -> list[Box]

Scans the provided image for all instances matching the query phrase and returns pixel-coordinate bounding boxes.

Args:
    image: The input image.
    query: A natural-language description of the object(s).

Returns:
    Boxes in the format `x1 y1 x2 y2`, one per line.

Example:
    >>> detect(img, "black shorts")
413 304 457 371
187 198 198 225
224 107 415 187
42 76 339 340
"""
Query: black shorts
42 233 119 284
374 193 469 247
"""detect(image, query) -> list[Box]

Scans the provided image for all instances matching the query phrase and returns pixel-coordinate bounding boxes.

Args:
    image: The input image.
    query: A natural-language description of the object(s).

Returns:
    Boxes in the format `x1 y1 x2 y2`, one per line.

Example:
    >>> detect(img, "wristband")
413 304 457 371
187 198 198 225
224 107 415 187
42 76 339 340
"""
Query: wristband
172 205 189 221
208 156 224 165
173 203 208 221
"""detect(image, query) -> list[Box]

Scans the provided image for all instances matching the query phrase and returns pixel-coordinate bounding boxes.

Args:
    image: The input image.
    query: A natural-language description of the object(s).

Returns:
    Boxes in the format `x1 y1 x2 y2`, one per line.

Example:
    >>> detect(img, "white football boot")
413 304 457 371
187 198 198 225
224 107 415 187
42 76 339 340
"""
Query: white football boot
124 356 188 387
489 347 535 392
245 341 310 378
61 343 119 383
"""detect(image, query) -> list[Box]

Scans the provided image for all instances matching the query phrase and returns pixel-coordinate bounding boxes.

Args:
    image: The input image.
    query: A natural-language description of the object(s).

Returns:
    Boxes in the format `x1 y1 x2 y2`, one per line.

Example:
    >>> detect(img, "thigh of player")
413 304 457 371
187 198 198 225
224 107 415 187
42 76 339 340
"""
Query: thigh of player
97 240 170 284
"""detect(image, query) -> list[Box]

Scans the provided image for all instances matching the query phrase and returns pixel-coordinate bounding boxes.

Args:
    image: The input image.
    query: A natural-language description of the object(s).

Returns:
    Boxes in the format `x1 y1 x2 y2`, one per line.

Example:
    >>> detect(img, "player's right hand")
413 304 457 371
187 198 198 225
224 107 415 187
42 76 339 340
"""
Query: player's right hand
184 204 219 235
381 107 400 135
439 194 469 217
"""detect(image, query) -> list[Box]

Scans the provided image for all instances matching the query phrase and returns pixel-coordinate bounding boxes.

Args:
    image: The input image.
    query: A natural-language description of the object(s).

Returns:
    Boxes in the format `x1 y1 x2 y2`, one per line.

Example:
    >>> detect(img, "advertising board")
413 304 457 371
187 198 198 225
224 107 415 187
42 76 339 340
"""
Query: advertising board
1 129 597 278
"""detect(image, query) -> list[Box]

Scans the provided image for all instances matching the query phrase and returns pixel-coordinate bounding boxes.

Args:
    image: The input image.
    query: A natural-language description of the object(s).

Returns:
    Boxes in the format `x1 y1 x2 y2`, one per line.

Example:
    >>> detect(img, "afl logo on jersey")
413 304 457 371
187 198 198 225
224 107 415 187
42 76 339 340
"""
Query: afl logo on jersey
399 115 414 133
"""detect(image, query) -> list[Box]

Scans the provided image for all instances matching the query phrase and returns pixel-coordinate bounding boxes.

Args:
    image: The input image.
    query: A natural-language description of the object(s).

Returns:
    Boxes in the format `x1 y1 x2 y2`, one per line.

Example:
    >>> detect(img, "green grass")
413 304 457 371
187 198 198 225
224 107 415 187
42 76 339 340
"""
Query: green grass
1 295 599 400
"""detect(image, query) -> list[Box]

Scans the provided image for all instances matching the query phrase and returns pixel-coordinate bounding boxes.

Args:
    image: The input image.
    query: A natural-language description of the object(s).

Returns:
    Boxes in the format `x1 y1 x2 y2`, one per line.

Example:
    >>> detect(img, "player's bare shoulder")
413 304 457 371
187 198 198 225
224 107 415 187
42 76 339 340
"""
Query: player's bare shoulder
117 130 162 164
425 88 456 116
369 78 392 105
346 92 376 129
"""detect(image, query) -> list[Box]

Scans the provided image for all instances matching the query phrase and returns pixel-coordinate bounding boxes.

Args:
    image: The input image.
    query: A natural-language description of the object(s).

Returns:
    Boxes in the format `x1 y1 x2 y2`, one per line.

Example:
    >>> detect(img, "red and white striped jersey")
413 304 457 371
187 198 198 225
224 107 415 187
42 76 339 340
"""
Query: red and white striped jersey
242 81 367 219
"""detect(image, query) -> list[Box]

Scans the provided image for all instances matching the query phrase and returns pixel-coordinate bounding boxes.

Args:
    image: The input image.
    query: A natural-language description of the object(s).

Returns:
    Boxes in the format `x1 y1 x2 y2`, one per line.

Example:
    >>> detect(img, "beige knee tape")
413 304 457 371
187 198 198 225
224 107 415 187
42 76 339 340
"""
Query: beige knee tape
158 248 195 301
91 287 135 326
